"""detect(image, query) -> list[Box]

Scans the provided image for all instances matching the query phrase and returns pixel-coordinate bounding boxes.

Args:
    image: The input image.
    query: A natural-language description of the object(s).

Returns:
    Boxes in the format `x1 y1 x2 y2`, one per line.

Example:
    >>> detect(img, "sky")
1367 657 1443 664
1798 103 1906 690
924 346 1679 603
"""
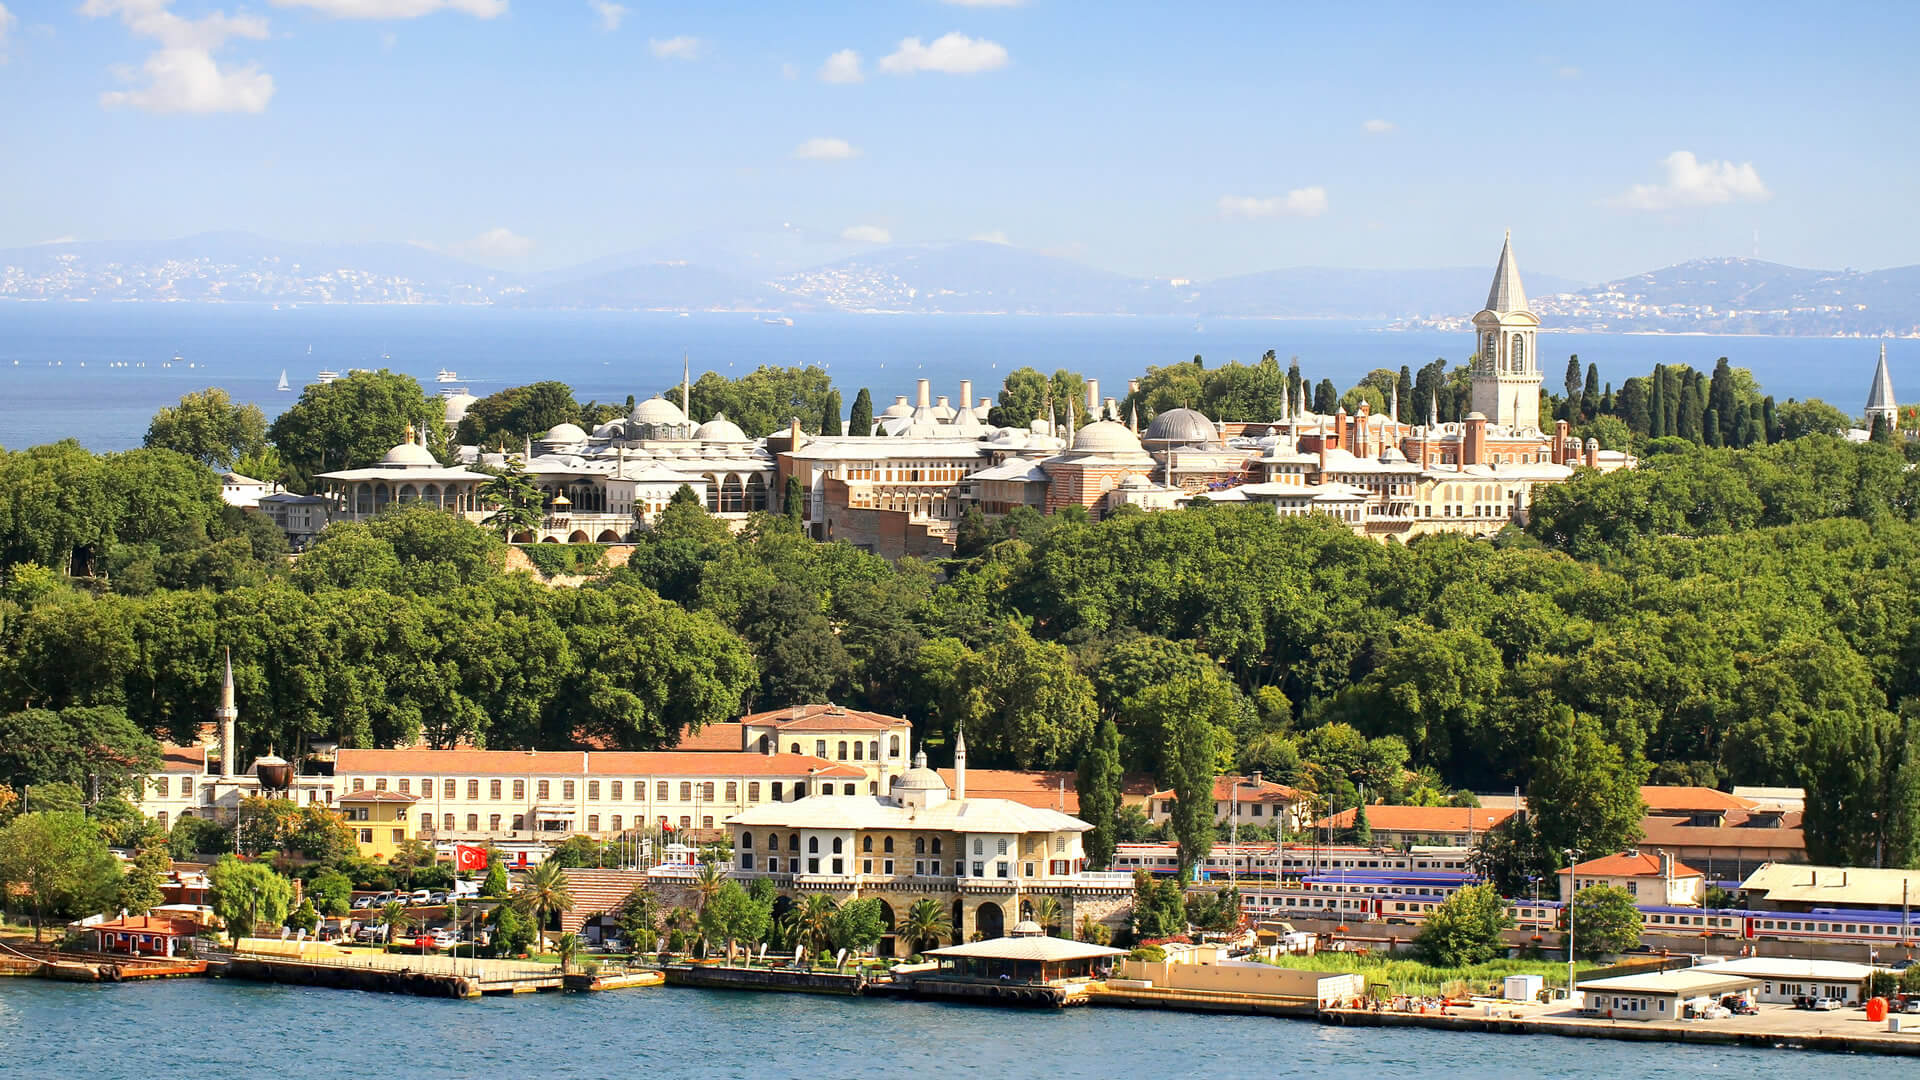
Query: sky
0 0 1916 282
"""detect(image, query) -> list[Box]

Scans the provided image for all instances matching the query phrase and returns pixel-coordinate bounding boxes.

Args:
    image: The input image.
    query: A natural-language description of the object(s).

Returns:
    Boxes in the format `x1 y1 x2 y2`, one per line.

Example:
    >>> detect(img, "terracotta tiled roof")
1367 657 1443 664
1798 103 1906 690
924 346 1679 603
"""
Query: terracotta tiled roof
1638 786 1755 813
738 704 909 732
1559 851 1703 879
335 747 865 780
555 868 652 935
1314 805 1516 833
1637 811 1805 852
339 789 420 804
666 723 749 752
93 914 199 936
1150 775 1305 804
158 743 207 774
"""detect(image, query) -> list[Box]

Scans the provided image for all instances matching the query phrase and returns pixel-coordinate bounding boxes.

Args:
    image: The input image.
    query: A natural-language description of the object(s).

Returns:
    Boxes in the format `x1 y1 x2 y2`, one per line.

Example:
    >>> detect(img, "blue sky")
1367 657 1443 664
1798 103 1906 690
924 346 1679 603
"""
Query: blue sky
1 1 1915 281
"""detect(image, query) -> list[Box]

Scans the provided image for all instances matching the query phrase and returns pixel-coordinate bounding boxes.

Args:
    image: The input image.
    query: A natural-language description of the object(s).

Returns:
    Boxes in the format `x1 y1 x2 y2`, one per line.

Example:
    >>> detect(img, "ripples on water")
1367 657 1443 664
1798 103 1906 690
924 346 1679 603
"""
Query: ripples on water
2 981 1914 1080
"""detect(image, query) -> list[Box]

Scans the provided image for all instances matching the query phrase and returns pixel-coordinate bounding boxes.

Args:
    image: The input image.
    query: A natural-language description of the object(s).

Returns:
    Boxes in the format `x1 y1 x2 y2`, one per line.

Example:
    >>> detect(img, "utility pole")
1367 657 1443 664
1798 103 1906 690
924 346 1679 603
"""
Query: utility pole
1565 847 1582 1004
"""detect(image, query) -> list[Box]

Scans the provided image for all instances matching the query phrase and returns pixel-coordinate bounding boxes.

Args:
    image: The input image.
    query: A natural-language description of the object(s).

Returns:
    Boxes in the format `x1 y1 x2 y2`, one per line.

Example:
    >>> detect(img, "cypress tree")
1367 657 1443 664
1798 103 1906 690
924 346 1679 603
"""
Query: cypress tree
1702 408 1721 447
1582 363 1601 422
1762 396 1778 445
1676 375 1703 442
1397 365 1415 417
783 475 804 522
1314 378 1338 414
1287 358 1303 407
1708 356 1738 446
847 388 873 436
1075 718 1124 869
1662 367 1683 436
1564 355 1583 399
1649 366 1667 437
1871 413 1892 444
820 390 843 436
1353 802 1372 846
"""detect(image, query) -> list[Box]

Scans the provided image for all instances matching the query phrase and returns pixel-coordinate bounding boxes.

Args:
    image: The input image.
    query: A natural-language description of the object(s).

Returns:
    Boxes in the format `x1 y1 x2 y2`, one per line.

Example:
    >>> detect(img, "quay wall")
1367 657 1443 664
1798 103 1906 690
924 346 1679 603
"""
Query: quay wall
215 957 480 999
663 964 871 996
1321 1007 1920 1057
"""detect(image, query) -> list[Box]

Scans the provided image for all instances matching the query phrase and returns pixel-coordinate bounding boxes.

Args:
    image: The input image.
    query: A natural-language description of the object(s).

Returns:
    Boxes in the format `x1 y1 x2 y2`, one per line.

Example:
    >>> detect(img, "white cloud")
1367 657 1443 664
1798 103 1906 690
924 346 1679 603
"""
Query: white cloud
970 230 1010 245
1610 150 1770 211
649 35 699 60
0 4 16 64
1218 188 1328 219
819 48 862 84
879 32 1007 75
587 0 624 31
36 236 80 246
83 0 275 113
1362 118 1394 135
841 225 891 244
454 226 534 259
268 0 506 16
793 136 859 161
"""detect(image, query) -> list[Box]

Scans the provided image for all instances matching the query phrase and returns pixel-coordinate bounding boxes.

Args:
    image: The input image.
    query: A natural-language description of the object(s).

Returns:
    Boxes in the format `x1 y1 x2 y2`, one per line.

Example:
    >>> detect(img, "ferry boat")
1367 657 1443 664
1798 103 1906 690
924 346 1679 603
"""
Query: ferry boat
436 368 458 382
315 369 340 384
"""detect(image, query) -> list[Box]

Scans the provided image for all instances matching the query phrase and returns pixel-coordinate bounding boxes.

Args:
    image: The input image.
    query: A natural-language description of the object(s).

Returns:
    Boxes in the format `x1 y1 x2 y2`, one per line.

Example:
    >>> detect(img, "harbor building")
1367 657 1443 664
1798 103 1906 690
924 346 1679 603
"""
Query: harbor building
338 788 420 860
1692 957 1876 1005
1738 863 1920 914
724 730 1138 949
1576 968 1761 1022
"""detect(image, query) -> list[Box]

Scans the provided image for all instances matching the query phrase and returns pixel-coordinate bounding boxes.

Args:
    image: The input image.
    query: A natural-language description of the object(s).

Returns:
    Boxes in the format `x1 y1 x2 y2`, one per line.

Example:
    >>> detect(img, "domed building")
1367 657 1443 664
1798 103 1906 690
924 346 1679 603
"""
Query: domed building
314 426 490 523
441 389 478 427
694 413 749 444
1142 406 1220 448
626 395 695 441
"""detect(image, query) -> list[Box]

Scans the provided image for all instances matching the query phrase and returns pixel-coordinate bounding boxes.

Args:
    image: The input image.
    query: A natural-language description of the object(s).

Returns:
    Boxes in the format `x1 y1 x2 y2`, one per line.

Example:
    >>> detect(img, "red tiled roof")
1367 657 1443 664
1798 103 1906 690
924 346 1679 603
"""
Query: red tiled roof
158 743 207 774
1315 805 1516 833
336 747 865 780
1558 851 1704 879
93 914 198 936
936 769 1078 812
1637 811 1805 852
1638 786 1755 813
1150 775 1305 804
339 789 420 804
738 704 909 732
666 723 749 752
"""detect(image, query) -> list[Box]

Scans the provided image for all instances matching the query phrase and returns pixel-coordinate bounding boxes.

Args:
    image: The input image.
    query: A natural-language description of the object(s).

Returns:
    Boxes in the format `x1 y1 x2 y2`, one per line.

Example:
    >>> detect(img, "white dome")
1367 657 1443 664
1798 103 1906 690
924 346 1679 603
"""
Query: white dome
630 396 687 425
1072 420 1144 455
1010 920 1044 937
380 441 438 468
694 413 749 442
542 422 587 444
882 396 914 419
442 392 477 425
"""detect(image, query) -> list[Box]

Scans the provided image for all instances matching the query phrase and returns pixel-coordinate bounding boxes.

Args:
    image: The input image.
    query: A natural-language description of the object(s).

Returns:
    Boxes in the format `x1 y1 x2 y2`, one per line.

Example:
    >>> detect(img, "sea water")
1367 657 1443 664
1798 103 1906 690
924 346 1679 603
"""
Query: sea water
0 303 1901 452
0 979 1911 1080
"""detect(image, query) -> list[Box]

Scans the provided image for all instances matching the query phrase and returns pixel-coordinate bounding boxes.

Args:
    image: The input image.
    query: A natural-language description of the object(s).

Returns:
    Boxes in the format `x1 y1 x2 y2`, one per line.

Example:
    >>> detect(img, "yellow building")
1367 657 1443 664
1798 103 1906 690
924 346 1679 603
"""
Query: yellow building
339 789 420 861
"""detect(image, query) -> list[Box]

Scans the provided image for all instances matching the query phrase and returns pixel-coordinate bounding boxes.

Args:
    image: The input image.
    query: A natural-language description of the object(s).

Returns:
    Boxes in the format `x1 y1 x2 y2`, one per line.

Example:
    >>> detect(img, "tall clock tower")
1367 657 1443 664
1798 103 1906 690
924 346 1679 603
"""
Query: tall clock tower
1469 232 1542 432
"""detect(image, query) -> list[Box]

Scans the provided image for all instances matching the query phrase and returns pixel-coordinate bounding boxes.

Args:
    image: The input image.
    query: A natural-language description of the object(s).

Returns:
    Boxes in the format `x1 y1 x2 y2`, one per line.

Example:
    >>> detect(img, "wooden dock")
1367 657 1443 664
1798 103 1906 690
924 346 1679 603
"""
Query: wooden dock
214 946 563 999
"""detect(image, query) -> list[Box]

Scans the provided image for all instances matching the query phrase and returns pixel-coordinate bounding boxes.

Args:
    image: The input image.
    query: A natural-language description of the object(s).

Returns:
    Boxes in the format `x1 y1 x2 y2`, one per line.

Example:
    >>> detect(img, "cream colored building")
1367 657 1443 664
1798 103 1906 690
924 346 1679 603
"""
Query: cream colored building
669 704 914 794
334 747 865 843
1147 775 1312 833
1557 850 1705 906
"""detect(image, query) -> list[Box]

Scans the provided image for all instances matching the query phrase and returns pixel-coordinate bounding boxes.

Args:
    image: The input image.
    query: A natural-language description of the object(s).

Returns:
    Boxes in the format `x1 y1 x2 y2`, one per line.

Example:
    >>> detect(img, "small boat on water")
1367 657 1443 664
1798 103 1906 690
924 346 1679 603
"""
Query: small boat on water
436 368 458 382
277 369 291 392
316 369 340 384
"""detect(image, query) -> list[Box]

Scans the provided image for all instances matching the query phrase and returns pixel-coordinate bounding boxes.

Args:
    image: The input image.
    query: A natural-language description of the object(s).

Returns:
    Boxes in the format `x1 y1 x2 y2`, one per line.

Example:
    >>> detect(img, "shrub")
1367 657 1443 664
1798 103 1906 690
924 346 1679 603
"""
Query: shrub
519 542 609 578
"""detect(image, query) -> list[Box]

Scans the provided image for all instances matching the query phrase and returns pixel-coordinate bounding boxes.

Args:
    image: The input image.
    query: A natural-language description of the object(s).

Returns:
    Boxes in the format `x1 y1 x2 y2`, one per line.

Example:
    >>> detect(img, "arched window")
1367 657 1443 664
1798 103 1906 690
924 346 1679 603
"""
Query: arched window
915 837 926 854
863 836 873 852
1510 333 1526 371
869 741 879 760
742 832 753 849
789 833 800 851
1482 332 1497 372
889 735 901 757
883 836 894 853
767 833 778 851
853 742 864 761
832 837 843 854
837 741 848 761
808 836 819 853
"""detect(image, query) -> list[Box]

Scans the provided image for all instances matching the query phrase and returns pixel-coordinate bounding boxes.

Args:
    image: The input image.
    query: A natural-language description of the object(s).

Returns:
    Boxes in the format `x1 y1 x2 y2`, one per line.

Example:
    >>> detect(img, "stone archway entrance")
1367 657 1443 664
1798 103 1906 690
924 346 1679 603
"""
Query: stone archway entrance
975 900 1005 940
873 900 897 957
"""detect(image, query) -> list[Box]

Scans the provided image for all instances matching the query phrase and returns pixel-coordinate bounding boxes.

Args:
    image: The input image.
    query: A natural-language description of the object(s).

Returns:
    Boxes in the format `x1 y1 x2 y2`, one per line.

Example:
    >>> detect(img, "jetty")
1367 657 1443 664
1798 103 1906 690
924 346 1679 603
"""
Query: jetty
661 962 883 996
0 940 205 983
211 941 564 999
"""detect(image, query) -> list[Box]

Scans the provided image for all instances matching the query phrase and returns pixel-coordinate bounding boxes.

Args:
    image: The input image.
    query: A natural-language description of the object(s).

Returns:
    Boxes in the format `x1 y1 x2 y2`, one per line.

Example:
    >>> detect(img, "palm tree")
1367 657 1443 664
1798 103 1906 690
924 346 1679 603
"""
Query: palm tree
693 860 724 912
518 860 573 955
797 894 839 963
902 898 953 955
556 932 580 974
1034 897 1063 937
379 901 410 949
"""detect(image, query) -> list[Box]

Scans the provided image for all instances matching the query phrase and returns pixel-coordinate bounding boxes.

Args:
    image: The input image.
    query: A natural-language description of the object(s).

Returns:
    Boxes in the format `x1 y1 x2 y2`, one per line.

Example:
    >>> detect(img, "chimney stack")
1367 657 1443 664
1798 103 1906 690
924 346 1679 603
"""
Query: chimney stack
959 379 973 410
215 647 238 778
916 378 931 410
1085 379 1099 413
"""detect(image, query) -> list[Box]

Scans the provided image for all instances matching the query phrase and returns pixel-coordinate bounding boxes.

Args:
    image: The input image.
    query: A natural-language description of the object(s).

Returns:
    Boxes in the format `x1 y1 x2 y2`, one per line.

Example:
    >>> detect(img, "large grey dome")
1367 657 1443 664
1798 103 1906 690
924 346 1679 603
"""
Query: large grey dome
1144 407 1219 446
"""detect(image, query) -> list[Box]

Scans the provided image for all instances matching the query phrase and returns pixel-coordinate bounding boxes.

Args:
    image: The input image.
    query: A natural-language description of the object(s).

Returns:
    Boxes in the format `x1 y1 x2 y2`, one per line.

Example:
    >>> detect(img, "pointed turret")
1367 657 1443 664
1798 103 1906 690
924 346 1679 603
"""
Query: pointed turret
681 353 691 420
1389 383 1399 424
1429 391 1440 428
953 724 967 801
1485 229 1529 314
215 647 238 777
1866 342 1898 430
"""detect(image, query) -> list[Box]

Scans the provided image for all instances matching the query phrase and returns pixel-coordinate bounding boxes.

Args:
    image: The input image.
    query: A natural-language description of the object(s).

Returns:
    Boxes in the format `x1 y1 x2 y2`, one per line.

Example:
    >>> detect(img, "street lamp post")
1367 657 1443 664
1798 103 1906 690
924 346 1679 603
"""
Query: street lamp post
1229 773 1262 882
1565 848 1582 1004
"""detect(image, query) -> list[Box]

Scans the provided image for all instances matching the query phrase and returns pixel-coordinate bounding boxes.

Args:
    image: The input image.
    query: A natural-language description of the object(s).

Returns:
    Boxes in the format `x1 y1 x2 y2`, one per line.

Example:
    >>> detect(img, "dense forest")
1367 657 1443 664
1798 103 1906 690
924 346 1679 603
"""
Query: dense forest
1 352 1916 884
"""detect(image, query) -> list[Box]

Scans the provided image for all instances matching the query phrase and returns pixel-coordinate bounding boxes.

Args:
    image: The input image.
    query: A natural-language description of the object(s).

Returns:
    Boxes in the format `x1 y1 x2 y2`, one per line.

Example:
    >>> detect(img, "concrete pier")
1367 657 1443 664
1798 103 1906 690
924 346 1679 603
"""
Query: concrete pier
662 963 879 996
213 947 562 999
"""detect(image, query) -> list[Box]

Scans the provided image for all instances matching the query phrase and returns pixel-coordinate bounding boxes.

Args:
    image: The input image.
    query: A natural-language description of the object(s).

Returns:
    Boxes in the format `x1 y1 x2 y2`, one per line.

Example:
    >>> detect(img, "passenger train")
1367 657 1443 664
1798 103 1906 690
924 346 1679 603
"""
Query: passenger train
1111 843 1920 951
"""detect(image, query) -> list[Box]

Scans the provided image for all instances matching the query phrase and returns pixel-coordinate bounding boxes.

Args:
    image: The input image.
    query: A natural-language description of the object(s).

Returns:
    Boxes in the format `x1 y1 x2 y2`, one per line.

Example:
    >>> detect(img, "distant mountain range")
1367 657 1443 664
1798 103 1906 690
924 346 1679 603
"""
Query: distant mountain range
3 233 1915 336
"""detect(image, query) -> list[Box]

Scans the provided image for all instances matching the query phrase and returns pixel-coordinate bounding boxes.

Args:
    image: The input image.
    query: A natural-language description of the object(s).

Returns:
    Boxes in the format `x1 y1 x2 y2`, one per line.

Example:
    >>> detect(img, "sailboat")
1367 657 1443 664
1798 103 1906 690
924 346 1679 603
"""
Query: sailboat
277 369 291 392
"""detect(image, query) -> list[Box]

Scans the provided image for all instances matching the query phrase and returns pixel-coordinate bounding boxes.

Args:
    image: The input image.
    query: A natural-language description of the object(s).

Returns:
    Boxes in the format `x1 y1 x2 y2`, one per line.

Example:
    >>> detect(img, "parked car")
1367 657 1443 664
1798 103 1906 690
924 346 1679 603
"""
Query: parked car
355 925 388 943
1793 995 1816 1010
1812 998 1843 1011
1702 1006 1733 1020
1903 998 1920 1014
373 891 396 906
409 889 433 905
427 891 449 906
430 929 459 949
351 896 374 910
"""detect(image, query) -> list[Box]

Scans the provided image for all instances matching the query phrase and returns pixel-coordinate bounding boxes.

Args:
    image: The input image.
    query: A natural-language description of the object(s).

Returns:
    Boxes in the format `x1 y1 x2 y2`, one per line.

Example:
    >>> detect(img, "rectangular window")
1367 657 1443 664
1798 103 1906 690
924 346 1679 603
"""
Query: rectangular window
973 861 985 877
397 779 409 795
831 859 843 875
391 829 404 842
702 816 713 830
816 740 827 758
443 814 454 830
537 780 550 799
808 858 820 874
748 782 761 802
563 781 575 800
181 778 193 799
489 814 501 831
741 853 755 871
513 779 525 800
725 781 738 801
863 859 873 874
360 829 372 843
1025 863 1035 877
611 781 623 801
1054 837 1066 853
467 779 479 800
883 859 894 875
771 782 783 801
512 814 524 829
352 778 365 792
444 779 456 799
610 815 621 831
490 779 501 799
656 781 668 800
373 778 387 791
588 815 599 831
466 814 478 831
588 781 600 801
702 782 714 801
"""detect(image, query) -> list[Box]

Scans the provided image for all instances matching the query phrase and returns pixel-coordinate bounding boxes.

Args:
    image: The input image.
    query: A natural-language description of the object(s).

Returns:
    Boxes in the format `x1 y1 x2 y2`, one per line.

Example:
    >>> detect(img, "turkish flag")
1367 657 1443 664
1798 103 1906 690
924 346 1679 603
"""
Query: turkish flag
454 845 488 871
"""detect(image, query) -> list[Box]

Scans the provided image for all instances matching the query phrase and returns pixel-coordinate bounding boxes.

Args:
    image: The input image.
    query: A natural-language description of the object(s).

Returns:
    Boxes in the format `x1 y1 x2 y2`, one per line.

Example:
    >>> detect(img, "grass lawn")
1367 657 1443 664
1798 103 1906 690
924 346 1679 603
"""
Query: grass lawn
1259 951 1602 998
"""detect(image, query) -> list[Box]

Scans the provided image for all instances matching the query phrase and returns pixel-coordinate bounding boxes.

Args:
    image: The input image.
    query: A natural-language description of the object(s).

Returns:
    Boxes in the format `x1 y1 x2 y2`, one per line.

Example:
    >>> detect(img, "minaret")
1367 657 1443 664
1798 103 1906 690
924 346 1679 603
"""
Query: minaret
681 353 691 420
1390 383 1399 425
952 724 967 801
1866 342 1898 433
1429 391 1440 429
1129 401 1139 434
1469 231 1542 431
215 648 238 778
